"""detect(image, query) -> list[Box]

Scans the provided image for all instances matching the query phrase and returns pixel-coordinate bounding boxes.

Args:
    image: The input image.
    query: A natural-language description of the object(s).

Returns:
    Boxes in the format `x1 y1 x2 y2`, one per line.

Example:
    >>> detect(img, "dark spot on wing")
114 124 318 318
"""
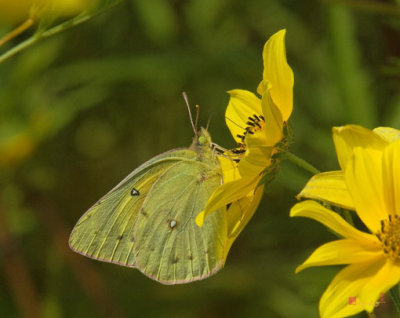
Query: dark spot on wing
131 236 135 243
226 203 232 210
172 257 179 264
140 209 148 217
117 235 123 240
130 188 140 196
188 255 193 260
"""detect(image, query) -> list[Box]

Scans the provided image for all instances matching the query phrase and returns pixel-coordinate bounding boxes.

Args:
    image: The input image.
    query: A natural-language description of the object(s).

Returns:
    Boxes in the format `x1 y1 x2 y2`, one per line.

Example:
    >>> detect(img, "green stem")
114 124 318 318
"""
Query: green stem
0 1 123 65
0 18 35 48
389 284 400 313
284 151 320 175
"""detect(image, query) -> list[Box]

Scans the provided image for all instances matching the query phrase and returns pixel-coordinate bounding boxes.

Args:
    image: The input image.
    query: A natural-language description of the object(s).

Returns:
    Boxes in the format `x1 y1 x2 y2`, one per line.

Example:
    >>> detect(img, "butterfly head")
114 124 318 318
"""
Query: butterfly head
198 127 212 145
190 127 213 156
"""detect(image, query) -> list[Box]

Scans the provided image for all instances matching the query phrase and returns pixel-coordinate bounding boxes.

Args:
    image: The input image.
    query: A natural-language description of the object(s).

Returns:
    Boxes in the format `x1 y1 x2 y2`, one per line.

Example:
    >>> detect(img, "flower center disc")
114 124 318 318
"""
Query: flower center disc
235 114 266 148
376 214 400 263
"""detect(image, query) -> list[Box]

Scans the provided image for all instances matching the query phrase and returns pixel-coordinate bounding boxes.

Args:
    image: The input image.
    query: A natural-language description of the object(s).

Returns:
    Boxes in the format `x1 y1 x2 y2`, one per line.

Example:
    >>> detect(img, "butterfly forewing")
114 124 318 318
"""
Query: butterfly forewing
69 150 195 267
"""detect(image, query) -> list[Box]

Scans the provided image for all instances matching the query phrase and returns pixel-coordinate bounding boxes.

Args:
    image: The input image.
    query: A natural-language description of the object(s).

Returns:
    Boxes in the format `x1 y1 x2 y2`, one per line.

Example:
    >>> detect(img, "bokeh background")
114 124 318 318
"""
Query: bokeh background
0 0 399 317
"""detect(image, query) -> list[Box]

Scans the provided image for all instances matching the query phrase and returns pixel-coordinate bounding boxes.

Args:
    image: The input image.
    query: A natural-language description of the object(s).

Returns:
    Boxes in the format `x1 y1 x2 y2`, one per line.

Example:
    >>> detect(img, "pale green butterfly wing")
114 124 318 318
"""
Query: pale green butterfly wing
69 130 228 284
134 159 227 284
69 149 197 267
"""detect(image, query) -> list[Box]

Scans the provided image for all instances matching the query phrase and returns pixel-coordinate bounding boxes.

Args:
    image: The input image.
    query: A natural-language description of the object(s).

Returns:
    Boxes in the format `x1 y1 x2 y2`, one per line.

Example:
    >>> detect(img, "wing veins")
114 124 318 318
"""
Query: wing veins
94 196 132 259
86 162 169 261
154 178 197 281
132 162 187 258
186 228 194 280
123 242 135 266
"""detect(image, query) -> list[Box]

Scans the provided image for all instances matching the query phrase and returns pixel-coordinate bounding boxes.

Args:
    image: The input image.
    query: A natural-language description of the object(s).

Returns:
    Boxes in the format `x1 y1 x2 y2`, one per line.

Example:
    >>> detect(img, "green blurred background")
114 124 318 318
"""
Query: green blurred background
0 0 399 317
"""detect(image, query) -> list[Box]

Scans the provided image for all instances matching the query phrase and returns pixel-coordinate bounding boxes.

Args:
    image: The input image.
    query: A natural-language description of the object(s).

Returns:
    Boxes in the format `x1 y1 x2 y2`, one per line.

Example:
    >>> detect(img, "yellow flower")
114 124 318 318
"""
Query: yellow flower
291 125 400 318
30 0 94 20
0 132 36 167
0 0 93 25
196 29 293 248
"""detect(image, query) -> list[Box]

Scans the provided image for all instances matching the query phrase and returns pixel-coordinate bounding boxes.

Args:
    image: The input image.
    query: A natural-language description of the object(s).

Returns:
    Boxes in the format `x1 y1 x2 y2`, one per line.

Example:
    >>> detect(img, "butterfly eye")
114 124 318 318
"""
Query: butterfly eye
198 135 207 145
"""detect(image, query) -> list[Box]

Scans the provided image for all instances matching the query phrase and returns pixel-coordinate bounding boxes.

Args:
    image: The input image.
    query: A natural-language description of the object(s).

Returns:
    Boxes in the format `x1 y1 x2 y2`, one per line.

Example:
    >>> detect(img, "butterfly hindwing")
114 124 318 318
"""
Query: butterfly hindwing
134 159 227 284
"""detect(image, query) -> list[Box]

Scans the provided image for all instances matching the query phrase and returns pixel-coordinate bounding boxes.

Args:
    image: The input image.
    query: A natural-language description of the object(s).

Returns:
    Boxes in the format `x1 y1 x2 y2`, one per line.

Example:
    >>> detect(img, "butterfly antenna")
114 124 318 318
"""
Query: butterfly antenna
182 92 197 136
206 117 211 130
194 105 199 132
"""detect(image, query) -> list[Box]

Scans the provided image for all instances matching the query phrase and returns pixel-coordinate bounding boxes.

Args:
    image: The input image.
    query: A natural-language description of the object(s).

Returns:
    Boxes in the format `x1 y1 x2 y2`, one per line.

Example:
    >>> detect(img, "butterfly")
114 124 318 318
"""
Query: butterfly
69 99 230 284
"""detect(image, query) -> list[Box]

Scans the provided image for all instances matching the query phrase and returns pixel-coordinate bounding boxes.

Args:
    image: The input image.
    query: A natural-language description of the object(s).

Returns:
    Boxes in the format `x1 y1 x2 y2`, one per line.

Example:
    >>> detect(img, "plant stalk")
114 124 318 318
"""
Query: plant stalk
285 151 320 175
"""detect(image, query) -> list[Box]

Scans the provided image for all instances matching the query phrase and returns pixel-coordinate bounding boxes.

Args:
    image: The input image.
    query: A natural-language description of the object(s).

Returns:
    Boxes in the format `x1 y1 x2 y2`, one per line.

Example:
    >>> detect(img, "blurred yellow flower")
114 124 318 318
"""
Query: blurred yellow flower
196 29 294 244
291 125 400 318
0 132 36 167
0 0 32 24
30 0 94 20
0 0 93 25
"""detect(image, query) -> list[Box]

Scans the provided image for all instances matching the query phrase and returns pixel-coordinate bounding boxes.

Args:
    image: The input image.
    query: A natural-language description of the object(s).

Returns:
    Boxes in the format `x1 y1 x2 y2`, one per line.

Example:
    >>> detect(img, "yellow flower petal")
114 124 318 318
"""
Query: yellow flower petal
31 0 93 19
296 239 381 273
236 92 282 177
218 156 241 184
319 257 387 318
261 91 283 146
345 147 388 233
297 171 355 210
223 185 264 260
290 201 376 242
0 0 92 24
196 175 259 226
373 127 400 143
358 259 400 311
0 0 31 24
227 185 264 239
245 130 273 149
382 139 400 216
333 125 387 170
257 29 294 121
225 89 262 144
238 143 273 177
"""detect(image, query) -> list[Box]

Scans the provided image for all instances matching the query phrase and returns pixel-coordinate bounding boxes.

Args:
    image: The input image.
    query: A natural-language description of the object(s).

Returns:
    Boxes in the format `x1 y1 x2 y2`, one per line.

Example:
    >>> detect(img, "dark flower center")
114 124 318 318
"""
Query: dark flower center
235 114 265 148
376 214 400 262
